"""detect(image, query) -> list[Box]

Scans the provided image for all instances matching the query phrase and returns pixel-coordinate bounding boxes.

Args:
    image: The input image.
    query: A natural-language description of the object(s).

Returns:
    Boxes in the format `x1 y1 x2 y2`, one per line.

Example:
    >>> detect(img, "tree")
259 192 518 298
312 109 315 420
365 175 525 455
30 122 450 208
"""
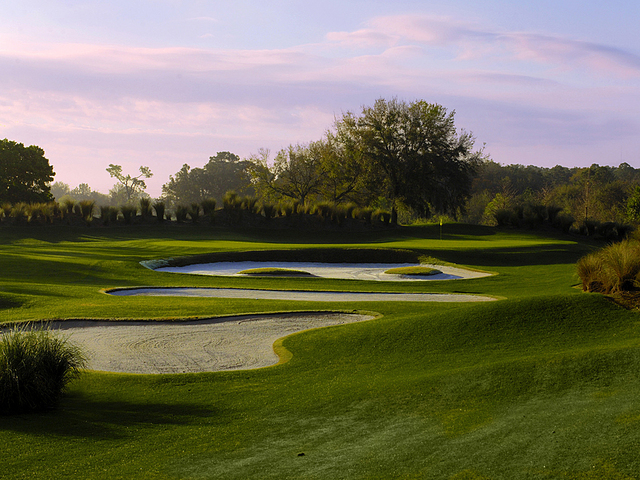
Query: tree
627 186 640 223
51 181 71 200
106 164 152 204
336 98 484 223
0 139 55 203
249 143 328 204
162 152 253 207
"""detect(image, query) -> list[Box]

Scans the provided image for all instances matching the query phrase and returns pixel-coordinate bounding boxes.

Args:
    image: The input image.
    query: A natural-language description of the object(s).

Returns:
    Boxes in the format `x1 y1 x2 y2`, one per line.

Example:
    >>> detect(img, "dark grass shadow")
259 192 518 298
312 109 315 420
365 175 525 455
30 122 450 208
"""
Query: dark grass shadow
0 391 218 440
424 243 595 267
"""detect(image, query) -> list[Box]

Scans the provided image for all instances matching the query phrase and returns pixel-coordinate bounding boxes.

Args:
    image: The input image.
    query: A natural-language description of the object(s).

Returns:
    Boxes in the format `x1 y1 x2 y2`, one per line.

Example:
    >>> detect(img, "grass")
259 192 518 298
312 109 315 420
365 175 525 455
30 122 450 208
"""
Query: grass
384 266 442 276
1 223 639 478
237 267 314 276
577 238 640 294
0 324 86 414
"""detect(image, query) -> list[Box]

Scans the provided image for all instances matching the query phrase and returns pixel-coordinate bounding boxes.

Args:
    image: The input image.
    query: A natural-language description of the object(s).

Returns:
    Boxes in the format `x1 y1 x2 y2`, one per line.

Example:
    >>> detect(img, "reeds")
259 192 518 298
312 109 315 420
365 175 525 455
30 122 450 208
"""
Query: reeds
0 325 86 414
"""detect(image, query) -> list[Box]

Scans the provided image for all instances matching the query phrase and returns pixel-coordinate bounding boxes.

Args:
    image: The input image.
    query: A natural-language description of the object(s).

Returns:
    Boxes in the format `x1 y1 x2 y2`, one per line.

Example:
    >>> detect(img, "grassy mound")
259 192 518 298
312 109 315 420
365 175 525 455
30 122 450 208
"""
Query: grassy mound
0 325 86 414
383 266 442 276
236 267 314 277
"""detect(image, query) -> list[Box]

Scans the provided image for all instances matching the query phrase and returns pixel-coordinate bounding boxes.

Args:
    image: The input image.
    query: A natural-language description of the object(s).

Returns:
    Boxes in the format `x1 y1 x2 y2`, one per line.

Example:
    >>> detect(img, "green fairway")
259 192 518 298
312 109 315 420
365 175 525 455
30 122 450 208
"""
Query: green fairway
1 223 638 479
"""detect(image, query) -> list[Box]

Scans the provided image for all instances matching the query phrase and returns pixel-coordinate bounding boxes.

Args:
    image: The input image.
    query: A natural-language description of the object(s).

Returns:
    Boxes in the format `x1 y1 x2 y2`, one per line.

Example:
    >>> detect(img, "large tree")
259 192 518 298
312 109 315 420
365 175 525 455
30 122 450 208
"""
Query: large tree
0 139 55 203
162 152 253 207
337 98 484 223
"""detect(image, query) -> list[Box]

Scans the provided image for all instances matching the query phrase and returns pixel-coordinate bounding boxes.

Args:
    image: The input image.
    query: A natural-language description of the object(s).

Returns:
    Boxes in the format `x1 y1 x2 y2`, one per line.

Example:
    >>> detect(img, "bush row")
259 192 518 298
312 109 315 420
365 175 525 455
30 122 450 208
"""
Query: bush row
493 203 634 242
0 194 393 229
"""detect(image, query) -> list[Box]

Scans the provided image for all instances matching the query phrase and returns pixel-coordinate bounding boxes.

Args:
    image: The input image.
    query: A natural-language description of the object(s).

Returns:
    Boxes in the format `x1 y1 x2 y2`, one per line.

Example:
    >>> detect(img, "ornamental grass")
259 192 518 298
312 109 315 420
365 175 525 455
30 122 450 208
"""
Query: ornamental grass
577 239 640 294
0 325 86 414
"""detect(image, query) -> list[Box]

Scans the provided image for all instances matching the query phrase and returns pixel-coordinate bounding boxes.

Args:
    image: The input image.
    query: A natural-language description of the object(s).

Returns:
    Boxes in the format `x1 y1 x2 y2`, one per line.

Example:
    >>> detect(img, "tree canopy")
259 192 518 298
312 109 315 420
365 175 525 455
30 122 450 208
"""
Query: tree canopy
162 152 253 207
336 98 484 222
0 139 55 204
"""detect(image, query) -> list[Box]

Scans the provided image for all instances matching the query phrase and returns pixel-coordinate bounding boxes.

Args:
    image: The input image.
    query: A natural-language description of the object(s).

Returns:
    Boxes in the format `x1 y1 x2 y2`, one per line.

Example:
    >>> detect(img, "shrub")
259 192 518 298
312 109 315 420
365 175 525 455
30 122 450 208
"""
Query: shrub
241 196 258 213
522 204 546 229
577 239 640 294
175 205 189 223
25 203 44 224
120 204 137 224
200 198 216 217
261 202 277 220
314 202 334 220
494 208 515 227
188 203 201 224
60 198 76 222
139 198 152 218
553 213 574 233
1 203 12 223
0 325 86 414
153 201 166 222
581 219 600 237
546 205 563 224
100 205 117 225
223 191 241 210
280 201 294 218
78 200 95 224
354 207 374 224
10 203 28 224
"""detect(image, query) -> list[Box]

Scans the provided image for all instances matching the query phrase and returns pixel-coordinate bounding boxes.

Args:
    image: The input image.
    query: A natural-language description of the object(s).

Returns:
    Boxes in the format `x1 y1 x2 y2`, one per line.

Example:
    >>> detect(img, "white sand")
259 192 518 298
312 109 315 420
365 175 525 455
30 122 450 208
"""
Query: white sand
108 287 495 303
154 262 491 281
52 313 374 374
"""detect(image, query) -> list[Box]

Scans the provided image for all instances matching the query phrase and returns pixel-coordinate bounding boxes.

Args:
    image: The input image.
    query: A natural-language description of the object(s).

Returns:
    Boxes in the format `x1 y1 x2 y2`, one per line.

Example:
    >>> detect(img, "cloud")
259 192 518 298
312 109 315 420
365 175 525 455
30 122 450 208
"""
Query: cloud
357 14 640 78
325 29 399 49
1 14 639 196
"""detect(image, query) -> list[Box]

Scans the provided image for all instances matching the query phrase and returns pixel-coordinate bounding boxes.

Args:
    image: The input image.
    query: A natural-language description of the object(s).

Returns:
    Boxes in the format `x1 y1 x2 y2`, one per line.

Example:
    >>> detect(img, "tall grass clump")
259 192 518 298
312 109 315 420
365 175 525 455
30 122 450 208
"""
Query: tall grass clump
78 200 95 224
153 201 166 222
120 204 137 224
1 203 12 223
189 203 201 224
200 198 216 223
138 197 151 219
241 196 258 213
60 197 76 223
222 191 241 210
100 205 118 225
577 239 640 293
261 202 277 221
0 325 86 414
10 203 28 224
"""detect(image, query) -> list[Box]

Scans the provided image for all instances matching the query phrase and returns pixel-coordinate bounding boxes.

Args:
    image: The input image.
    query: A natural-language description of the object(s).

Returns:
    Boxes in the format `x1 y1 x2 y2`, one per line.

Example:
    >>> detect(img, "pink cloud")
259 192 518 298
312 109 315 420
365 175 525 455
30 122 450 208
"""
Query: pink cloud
1 15 639 196
325 29 399 49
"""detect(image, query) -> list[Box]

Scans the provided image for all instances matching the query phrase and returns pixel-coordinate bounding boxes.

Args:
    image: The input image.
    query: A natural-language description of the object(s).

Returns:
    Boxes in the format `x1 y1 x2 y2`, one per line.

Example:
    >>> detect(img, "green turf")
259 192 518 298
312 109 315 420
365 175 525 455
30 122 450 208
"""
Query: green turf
237 267 314 276
2 223 638 479
384 266 442 276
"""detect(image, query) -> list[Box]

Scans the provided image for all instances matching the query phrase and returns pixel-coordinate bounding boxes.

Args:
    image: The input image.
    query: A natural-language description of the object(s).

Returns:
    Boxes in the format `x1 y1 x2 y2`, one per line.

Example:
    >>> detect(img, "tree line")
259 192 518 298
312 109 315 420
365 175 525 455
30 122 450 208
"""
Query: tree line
3 97 640 232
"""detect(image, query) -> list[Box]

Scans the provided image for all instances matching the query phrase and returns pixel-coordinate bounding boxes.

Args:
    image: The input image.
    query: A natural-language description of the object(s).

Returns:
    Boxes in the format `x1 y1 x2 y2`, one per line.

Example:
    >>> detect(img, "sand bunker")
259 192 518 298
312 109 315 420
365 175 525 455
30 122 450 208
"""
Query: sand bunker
154 262 491 282
108 287 495 303
52 313 374 374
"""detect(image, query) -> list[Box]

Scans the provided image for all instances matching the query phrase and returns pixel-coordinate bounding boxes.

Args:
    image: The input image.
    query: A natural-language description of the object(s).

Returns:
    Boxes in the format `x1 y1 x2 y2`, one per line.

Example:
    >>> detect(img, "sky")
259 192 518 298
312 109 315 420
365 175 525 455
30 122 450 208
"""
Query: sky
2 0 640 198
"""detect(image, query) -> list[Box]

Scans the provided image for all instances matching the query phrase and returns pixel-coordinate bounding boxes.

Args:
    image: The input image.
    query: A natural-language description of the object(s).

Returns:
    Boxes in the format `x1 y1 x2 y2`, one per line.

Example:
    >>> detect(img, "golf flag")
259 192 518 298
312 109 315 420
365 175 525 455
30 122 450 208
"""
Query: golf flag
440 217 443 226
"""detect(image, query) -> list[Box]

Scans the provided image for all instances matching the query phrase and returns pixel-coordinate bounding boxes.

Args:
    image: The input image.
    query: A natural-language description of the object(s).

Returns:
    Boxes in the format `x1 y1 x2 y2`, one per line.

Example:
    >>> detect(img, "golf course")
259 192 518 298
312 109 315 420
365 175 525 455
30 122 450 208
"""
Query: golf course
1 222 639 479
